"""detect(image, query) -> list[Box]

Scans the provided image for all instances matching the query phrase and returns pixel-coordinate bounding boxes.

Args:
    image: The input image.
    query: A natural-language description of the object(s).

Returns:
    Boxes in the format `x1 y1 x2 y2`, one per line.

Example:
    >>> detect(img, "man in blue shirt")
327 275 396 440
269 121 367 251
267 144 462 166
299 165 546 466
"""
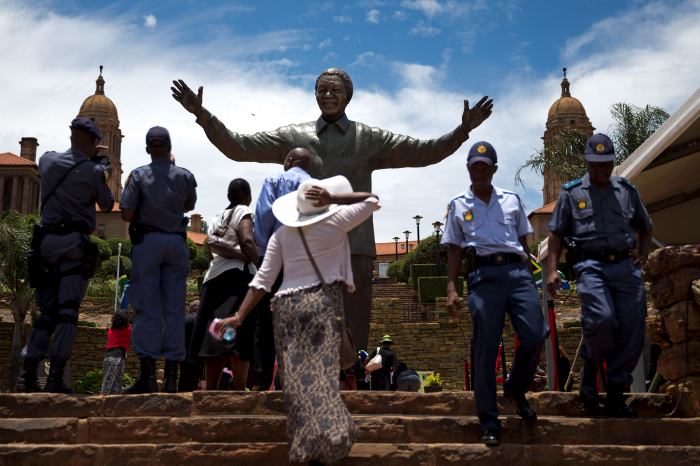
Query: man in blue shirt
248 147 315 390
120 126 197 393
443 141 548 446
22 117 114 393
547 133 652 417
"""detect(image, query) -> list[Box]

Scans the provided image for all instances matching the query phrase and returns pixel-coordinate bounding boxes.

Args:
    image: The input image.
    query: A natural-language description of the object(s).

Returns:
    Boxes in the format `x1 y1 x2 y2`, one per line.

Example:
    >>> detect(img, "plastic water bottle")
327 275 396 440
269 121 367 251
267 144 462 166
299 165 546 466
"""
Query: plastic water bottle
223 326 236 342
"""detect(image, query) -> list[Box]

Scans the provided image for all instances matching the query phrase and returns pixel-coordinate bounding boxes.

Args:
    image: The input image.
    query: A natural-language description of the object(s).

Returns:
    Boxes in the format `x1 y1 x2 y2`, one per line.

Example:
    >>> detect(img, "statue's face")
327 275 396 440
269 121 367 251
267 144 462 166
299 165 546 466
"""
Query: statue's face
315 75 348 119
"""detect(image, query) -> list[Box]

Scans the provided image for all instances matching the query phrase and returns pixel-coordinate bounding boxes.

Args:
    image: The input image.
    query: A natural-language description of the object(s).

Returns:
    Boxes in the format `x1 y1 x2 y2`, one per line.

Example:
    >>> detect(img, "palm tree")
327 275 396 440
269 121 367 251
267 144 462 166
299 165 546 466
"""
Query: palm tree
609 103 670 162
0 211 38 389
515 128 589 188
516 102 669 188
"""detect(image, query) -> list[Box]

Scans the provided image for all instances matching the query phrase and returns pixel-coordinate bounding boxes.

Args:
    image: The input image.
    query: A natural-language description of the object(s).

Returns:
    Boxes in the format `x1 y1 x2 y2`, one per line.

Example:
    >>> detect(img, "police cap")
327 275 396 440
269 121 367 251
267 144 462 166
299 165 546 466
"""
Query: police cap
584 133 615 163
146 126 171 147
70 117 102 140
467 141 497 167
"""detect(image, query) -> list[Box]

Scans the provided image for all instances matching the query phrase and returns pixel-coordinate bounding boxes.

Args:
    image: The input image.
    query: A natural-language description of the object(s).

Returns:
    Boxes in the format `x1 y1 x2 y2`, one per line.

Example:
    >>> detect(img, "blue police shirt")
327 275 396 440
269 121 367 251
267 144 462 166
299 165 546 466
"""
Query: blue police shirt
441 185 532 257
39 148 114 232
549 173 652 251
120 159 197 233
253 166 310 256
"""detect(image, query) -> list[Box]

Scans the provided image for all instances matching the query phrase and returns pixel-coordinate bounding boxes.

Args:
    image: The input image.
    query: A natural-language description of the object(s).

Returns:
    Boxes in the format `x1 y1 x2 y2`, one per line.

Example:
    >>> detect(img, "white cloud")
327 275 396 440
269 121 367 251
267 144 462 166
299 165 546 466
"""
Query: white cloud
400 0 471 18
367 9 381 23
409 20 440 37
143 14 157 29
401 0 443 17
0 1 698 244
393 10 407 20
318 38 332 49
333 15 352 23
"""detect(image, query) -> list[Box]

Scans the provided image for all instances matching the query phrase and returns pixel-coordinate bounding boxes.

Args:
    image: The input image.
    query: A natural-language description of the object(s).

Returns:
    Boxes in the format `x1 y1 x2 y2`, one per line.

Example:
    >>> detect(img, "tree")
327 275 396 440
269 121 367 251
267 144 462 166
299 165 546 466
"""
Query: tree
516 102 669 188
0 211 38 389
515 128 589 188
609 103 670 161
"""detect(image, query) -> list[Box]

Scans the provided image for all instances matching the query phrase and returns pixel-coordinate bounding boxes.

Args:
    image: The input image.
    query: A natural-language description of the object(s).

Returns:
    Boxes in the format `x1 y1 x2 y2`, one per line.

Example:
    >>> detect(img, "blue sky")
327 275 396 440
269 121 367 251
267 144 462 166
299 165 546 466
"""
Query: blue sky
1 0 698 244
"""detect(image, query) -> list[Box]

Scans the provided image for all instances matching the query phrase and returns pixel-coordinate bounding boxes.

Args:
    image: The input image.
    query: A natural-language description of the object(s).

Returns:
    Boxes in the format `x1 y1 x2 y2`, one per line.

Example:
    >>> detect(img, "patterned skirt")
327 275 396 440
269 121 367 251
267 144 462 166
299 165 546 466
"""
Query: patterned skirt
101 352 125 395
271 282 357 464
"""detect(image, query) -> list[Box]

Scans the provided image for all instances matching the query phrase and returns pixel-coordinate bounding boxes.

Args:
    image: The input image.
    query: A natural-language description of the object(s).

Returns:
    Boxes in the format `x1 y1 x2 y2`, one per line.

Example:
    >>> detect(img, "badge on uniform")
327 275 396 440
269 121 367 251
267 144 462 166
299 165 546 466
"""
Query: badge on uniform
595 143 606 153
464 210 473 222
577 199 587 209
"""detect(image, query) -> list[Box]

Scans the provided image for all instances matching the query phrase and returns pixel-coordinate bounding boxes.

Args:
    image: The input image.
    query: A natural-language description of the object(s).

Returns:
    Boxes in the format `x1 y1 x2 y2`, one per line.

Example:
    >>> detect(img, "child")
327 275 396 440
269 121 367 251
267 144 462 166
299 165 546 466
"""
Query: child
100 310 132 395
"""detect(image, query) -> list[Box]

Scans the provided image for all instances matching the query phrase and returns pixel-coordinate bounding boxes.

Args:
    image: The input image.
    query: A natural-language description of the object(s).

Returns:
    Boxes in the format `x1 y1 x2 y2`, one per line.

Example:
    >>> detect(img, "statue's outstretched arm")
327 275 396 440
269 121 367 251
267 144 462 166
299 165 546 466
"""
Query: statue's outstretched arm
461 96 493 135
171 79 204 117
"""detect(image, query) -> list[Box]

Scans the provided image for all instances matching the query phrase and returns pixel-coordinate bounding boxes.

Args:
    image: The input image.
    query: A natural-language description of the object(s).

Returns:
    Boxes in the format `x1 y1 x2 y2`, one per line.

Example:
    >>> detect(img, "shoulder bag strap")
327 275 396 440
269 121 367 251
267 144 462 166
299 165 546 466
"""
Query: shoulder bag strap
297 227 326 286
41 158 88 207
220 208 235 233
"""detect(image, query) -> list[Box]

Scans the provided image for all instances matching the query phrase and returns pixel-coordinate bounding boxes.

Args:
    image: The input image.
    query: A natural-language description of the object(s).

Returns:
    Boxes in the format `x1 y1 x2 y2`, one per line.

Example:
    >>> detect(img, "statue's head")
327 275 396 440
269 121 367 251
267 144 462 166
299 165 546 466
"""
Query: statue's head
315 68 353 120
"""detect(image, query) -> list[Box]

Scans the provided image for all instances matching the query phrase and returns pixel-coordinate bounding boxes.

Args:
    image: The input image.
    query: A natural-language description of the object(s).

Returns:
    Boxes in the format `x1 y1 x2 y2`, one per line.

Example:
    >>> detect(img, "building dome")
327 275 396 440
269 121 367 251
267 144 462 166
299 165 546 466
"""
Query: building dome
79 72 119 124
546 71 588 120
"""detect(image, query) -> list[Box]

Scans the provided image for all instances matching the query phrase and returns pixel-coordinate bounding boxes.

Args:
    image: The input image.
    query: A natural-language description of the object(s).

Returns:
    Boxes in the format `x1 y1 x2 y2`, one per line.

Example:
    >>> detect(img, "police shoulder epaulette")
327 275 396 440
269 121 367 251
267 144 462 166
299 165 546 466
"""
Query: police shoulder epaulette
562 178 583 190
617 176 637 189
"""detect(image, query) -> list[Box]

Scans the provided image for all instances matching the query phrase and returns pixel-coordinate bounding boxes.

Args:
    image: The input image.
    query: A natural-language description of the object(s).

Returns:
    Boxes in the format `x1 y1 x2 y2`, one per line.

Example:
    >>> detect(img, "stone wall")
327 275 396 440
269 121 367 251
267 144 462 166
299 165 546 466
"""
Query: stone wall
368 298 585 391
0 322 140 390
1 298 588 392
645 244 700 416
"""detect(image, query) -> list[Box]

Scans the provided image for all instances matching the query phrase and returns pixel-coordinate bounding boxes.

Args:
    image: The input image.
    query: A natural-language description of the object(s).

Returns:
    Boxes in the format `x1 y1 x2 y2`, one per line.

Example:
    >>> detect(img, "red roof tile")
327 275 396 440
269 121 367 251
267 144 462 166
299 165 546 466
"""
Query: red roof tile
0 152 37 166
375 240 418 256
529 201 557 216
187 231 207 245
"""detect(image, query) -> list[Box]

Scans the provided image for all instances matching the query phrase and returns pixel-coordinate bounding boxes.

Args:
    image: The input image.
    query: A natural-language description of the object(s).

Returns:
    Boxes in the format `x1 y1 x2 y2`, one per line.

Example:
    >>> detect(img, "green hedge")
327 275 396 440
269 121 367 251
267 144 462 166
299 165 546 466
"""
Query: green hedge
417 276 465 304
410 263 448 290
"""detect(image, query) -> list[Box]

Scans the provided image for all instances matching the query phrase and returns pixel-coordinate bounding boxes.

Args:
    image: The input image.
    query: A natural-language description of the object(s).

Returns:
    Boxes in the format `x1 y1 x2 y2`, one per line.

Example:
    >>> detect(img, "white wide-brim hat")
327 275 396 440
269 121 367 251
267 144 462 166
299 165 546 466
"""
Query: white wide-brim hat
272 175 353 227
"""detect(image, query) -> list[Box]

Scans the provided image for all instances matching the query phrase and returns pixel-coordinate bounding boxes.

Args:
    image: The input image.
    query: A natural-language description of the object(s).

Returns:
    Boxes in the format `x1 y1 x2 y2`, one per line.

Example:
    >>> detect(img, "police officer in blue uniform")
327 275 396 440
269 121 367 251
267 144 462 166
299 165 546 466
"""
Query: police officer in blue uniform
546 133 652 417
120 127 197 393
443 141 548 446
22 117 114 393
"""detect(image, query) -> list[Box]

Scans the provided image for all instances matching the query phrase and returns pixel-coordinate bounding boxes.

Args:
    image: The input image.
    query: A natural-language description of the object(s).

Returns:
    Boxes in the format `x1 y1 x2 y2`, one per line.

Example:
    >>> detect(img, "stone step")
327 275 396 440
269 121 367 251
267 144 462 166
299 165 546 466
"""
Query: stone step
1 415 698 446
1 443 699 466
0 392 674 419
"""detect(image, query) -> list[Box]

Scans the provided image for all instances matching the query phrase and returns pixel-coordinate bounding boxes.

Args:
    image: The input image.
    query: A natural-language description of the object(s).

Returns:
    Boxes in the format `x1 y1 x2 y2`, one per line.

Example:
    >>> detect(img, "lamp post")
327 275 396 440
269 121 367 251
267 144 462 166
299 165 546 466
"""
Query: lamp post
403 230 411 254
413 215 423 244
393 236 400 261
432 221 444 272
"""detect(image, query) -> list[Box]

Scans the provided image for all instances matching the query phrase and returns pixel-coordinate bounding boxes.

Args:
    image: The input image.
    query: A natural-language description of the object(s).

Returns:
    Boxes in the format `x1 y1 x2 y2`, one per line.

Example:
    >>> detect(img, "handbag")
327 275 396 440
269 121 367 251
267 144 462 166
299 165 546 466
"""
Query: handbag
364 346 383 373
206 208 241 259
298 228 357 370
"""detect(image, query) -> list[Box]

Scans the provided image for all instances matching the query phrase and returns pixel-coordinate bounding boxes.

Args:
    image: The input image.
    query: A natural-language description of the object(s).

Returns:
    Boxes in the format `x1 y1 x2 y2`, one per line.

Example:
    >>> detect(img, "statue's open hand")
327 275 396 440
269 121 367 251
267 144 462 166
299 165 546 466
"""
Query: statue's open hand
461 96 494 134
171 79 203 116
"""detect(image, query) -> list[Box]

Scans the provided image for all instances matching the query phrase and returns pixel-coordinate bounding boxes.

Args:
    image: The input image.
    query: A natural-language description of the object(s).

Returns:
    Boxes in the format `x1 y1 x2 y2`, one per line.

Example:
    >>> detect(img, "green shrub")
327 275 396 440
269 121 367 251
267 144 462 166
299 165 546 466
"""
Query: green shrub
106 238 131 257
191 251 210 272
95 256 131 281
410 263 448 290
86 278 117 298
90 236 112 262
185 238 198 260
77 320 97 328
71 368 135 394
417 276 465 303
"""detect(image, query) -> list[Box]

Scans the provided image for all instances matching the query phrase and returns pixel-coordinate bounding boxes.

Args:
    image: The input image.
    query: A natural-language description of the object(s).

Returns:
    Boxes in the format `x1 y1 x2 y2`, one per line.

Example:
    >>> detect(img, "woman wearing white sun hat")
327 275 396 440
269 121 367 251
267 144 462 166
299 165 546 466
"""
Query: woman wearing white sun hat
216 175 380 465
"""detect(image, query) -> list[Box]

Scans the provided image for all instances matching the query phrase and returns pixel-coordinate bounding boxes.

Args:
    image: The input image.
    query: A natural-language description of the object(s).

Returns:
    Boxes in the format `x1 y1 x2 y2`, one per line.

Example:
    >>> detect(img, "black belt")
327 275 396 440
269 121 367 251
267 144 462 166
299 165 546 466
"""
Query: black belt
474 252 524 268
578 249 630 264
40 221 90 235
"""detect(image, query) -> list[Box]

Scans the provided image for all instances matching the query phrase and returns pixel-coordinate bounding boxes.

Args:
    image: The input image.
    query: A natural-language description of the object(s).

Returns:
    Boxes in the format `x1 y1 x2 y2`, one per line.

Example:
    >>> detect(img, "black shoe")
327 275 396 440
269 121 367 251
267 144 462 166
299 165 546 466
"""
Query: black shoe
504 381 537 422
44 358 73 394
163 360 178 393
21 357 41 393
481 429 500 447
579 359 600 416
125 357 156 394
604 383 638 418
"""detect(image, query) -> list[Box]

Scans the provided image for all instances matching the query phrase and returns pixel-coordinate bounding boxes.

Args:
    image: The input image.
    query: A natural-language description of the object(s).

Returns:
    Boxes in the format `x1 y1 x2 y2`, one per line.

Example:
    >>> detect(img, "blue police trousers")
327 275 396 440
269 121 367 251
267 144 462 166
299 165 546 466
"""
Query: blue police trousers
574 258 646 386
26 233 88 360
468 262 549 431
129 232 190 361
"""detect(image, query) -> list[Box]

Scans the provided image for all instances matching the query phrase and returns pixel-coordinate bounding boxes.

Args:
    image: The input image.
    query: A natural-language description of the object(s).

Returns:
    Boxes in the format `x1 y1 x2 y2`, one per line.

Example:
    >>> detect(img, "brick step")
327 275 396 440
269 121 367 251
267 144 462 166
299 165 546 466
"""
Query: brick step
0 392 673 418
1 442 699 466
1 415 698 446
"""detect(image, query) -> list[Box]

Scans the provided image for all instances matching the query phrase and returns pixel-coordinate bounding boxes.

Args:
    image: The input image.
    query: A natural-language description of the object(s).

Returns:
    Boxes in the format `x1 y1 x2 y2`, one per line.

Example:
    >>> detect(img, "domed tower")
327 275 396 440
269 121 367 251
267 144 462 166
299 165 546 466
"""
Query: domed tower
542 68 594 204
78 66 124 201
